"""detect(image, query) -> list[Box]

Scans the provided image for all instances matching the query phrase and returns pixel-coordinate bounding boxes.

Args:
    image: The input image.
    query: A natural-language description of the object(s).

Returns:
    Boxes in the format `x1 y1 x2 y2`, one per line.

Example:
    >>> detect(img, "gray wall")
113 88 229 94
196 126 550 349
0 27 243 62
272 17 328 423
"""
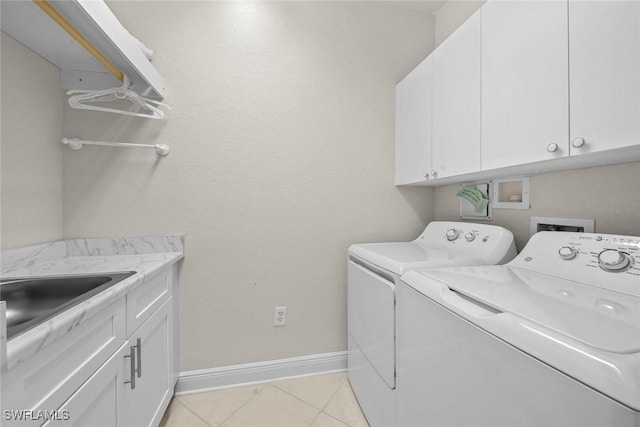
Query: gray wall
1 33 64 249
434 163 640 251
435 0 485 47
62 1 435 370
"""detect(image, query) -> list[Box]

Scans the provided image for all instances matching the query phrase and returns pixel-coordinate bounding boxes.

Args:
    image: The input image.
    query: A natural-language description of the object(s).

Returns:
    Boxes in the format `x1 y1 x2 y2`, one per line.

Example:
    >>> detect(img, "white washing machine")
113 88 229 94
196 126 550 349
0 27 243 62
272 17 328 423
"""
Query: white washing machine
347 221 516 427
397 231 640 427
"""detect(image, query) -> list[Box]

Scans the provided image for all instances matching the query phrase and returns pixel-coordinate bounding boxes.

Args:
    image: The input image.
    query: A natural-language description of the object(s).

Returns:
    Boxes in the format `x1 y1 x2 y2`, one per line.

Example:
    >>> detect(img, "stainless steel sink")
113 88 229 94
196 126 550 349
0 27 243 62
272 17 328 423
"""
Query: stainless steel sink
0 271 135 339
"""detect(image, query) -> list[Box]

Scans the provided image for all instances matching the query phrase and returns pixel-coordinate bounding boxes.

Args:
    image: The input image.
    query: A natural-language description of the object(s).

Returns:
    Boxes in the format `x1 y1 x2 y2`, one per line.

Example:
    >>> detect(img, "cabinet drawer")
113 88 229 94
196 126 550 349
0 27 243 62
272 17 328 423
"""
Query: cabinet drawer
2 298 126 427
126 268 171 337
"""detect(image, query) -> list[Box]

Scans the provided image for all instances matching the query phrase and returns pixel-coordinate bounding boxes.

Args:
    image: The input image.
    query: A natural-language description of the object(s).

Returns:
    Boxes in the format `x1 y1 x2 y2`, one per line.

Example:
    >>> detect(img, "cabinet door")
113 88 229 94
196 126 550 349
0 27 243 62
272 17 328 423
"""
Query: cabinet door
44 344 127 427
3 298 126 427
395 56 432 185
432 10 481 179
119 299 172 427
569 1 640 154
481 1 569 170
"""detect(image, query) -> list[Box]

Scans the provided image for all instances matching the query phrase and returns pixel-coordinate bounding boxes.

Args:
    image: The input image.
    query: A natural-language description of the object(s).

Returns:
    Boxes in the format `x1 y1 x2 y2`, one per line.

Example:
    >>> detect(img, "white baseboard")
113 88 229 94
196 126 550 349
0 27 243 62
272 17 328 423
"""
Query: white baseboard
175 351 347 395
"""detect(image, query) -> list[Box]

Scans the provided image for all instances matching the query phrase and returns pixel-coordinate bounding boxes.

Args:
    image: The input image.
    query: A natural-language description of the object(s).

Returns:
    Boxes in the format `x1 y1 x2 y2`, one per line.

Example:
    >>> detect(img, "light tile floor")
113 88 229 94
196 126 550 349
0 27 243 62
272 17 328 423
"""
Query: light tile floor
160 372 370 427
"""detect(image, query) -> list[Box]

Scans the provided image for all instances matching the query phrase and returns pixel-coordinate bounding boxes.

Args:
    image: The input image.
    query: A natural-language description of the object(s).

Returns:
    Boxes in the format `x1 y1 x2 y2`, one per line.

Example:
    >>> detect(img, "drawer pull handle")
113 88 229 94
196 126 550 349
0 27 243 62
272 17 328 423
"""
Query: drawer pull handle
124 344 137 389
136 337 142 378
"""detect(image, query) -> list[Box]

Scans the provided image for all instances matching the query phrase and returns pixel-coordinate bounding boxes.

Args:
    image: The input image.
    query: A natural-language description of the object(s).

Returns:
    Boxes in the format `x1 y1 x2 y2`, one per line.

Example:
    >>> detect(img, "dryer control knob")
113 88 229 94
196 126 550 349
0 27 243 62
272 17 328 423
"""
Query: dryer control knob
464 232 475 242
558 246 577 260
445 229 460 241
598 249 632 272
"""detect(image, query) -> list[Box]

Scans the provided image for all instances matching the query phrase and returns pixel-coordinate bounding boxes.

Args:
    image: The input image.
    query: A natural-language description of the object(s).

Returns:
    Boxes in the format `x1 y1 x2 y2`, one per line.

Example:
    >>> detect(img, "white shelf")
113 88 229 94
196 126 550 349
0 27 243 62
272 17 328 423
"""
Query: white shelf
1 0 165 99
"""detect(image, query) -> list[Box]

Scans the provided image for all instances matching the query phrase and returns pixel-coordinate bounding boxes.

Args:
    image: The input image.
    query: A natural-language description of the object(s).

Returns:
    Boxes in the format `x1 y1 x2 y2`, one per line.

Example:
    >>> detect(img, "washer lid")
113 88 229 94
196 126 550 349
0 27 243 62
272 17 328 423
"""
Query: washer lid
403 267 640 411
349 243 479 276
421 265 640 354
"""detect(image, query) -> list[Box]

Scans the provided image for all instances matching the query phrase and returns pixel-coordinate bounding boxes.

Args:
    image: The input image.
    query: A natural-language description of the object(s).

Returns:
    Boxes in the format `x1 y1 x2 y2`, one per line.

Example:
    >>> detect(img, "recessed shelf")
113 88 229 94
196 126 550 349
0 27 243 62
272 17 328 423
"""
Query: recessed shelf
492 177 531 210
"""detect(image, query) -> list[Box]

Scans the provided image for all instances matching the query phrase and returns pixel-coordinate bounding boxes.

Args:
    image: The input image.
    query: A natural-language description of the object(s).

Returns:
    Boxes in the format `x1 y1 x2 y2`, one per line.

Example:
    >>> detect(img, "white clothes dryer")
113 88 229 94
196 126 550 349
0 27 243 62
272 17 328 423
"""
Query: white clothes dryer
397 231 640 427
347 221 516 427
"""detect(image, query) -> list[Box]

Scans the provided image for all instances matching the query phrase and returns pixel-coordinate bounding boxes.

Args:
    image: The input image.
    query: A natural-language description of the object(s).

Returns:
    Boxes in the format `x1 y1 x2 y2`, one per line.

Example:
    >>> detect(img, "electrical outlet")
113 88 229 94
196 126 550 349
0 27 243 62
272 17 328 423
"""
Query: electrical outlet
274 306 287 326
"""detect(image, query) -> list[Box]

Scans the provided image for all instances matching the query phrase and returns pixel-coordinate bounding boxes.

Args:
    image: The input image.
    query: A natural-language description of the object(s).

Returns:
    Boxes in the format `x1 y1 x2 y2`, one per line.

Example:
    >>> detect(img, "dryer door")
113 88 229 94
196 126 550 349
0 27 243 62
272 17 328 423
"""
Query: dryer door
347 260 395 388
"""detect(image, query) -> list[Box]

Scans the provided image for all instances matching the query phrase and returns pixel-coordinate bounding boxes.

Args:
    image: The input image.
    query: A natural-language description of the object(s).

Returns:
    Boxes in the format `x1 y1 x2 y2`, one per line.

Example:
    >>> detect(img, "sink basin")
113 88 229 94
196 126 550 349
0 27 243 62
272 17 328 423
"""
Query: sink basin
0 271 135 339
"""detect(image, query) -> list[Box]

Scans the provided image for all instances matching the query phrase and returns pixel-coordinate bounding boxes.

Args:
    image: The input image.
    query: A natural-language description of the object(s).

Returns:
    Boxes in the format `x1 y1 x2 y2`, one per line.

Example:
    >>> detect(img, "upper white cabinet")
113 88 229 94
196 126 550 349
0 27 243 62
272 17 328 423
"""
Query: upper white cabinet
569 1 640 155
395 56 433 185
432 10 481 179
395 0 640 186
1 0 165 98
481 0 569 170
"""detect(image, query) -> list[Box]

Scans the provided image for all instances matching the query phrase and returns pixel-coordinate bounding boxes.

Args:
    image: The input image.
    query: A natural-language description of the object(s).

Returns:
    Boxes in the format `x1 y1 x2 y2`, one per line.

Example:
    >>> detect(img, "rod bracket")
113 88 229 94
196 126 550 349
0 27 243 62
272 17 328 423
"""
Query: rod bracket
155 144 170 157
62 138 84 150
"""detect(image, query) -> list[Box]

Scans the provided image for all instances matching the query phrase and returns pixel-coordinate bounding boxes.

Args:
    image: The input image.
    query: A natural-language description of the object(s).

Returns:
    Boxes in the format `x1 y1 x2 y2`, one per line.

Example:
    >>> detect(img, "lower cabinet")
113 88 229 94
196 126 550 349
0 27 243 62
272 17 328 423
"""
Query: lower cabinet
119 299 173 427
2 264 178 427
45 299 172 427
44 344 128 427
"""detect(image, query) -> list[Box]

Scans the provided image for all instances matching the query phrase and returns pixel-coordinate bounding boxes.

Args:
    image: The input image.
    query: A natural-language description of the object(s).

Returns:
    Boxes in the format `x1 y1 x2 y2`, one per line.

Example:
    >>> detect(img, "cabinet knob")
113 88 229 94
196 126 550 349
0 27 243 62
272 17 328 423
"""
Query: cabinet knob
571 137 585 148
430 170 438 179
423 171 430 180
546 143 559 153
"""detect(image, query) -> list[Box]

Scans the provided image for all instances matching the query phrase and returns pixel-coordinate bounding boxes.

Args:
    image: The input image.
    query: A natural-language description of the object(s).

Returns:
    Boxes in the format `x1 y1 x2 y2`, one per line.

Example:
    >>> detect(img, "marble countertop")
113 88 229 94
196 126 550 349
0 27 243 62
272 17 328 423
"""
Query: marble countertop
1 236 184 370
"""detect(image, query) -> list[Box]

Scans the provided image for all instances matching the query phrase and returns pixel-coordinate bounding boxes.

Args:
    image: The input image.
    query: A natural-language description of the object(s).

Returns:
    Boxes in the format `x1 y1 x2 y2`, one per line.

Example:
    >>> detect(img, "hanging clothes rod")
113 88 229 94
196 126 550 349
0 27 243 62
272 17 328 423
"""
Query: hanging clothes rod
33 0 124 83
62 138 170 157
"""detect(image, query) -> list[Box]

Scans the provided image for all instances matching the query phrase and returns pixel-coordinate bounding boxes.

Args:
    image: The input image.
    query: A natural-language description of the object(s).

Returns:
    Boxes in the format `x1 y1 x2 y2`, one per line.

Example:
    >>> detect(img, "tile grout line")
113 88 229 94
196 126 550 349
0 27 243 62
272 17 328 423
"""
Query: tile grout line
271 376 355 426
270 375 347 413
319 376 348 412
215 384 266 426
320 411 351 427
306 411 323 427
322 378 369 427
321 381 353 426
172 399 215 427
176 374 355 427
267 382 324 418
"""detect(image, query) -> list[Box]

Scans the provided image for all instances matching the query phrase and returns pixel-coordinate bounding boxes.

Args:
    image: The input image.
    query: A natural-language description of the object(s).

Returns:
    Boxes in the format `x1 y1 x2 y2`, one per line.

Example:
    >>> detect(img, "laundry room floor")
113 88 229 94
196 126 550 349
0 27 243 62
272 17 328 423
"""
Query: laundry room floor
160 372 370 427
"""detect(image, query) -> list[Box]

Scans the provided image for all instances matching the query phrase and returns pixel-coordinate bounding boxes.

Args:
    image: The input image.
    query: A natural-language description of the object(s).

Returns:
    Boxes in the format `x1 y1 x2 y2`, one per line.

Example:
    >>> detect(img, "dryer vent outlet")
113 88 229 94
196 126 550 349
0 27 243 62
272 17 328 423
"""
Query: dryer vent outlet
529 216 595 237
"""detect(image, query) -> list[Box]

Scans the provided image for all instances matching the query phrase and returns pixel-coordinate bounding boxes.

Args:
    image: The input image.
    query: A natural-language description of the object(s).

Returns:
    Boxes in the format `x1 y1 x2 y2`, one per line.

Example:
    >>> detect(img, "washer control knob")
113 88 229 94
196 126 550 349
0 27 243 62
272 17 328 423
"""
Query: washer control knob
464 232 475 242
558 246 578 260
597 249 632 272
446 229 460 241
